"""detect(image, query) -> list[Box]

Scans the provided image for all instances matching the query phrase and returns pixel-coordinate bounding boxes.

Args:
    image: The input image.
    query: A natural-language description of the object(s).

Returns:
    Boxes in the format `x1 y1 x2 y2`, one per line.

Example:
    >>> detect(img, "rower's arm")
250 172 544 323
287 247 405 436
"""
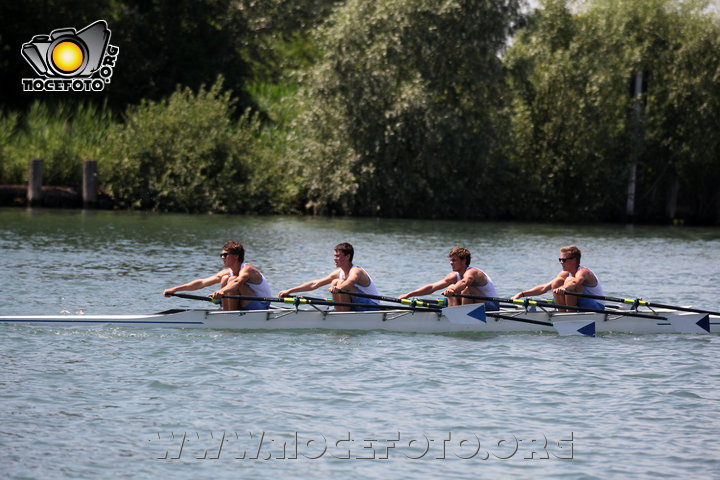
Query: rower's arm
444 270 483 296
559 268 594 292
163 272 225 296
514 272 569 299
333 265 377 293
399 275 454 299
279 272 338 297
214 265 260 297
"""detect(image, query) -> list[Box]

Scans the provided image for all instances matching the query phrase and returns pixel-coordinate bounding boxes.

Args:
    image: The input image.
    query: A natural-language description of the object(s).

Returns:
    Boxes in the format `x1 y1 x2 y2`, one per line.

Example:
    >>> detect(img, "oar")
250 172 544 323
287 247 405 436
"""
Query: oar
223 294 440 312
449 293 666 320
337 290 443 309
169 292 220 304
564 291 720 316
486 312 554 327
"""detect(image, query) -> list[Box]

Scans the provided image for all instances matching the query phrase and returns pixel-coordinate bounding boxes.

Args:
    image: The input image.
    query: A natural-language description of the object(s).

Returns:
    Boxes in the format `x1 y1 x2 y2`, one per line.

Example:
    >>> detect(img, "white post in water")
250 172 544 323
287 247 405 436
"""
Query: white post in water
626 71 643 219
28 158 43 206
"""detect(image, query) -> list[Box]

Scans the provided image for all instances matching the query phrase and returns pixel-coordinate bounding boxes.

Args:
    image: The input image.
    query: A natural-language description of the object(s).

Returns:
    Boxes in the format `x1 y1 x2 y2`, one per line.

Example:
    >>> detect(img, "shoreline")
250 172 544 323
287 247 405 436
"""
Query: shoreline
1 184 717 227
0 185 114 209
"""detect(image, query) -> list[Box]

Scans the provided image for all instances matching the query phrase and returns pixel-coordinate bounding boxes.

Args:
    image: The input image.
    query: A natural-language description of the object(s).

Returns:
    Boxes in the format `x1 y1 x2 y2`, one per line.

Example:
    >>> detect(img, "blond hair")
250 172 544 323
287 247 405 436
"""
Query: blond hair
560 245 581 262
448 247 471 266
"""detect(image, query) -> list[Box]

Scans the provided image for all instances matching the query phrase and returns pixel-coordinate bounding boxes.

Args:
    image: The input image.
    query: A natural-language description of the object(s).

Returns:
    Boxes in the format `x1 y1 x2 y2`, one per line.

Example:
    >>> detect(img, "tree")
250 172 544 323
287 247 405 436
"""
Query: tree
289 0 523 218
505 0 720 223
102 78 261 213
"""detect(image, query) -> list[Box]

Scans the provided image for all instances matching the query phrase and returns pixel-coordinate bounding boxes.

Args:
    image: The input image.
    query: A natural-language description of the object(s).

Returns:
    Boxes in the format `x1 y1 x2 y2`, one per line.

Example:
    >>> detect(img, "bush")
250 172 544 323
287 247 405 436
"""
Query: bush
101 77 262 213
0 102 113 186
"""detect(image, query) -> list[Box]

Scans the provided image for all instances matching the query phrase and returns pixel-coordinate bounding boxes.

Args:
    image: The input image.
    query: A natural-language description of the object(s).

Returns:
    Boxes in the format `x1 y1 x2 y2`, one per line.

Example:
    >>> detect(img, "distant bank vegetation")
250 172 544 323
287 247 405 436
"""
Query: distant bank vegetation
1 0 718 224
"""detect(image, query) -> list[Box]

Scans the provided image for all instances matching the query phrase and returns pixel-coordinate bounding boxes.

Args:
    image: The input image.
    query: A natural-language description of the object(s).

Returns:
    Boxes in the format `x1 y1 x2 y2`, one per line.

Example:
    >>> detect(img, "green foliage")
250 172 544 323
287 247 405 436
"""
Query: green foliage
641 2 720 221
1 0 718 223
102 77 262 212
0 112 21 184
236 0 338 83
506 0 720 222
244 81 306 213
290 0 522 218
0 102 113 185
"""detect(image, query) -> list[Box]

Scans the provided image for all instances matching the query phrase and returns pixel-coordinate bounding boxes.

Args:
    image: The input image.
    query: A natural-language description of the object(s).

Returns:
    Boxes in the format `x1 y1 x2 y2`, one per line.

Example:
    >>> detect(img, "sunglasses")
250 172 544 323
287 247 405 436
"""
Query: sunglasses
558 257 576 263
220 252 235 258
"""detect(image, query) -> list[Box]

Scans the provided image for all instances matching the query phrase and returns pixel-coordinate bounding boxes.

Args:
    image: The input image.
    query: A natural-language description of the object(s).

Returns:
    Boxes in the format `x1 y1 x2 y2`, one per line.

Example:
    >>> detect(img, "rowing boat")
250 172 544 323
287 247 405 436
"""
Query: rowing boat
1 304 716 336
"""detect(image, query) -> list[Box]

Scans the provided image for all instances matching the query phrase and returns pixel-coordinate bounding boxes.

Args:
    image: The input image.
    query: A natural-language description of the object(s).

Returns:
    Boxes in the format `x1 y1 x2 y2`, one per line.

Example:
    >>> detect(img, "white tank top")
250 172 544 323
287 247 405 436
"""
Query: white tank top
571 266 604 303
239 262 273 298
338 265 380 296
454 266 498 298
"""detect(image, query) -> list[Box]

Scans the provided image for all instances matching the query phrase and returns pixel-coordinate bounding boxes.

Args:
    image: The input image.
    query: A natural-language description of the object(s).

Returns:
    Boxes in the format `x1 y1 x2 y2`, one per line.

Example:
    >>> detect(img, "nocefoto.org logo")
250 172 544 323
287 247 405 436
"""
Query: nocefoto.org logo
21 20 119 92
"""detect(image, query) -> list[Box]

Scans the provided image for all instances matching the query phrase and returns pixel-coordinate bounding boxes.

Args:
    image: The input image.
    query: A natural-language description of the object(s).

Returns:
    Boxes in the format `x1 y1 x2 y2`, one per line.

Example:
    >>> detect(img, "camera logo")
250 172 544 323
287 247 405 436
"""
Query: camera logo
21 20 119 92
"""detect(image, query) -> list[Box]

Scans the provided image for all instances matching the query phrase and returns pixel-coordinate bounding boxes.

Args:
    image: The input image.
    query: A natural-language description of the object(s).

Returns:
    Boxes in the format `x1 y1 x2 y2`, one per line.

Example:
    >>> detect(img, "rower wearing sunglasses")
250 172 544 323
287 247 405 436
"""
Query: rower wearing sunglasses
163 241 272 311
512 245 604 311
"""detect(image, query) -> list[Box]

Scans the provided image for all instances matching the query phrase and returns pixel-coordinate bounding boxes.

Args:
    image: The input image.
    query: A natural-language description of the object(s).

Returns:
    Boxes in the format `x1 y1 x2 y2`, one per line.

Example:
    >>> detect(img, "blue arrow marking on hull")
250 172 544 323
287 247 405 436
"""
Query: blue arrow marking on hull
578 322 596 337
697 314 710 333
468 305 487 323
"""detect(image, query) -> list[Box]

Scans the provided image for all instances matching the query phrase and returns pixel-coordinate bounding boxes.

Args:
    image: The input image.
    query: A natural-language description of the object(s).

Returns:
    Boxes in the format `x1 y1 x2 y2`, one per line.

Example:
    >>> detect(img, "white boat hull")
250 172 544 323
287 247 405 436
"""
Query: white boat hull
1 304 717 335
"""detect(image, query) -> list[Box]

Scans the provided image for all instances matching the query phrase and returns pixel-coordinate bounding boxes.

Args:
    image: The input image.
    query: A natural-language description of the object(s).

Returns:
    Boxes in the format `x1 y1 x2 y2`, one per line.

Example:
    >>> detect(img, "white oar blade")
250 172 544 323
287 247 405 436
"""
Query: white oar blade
444 304 487 325
668 314 710 334
553 320 596 337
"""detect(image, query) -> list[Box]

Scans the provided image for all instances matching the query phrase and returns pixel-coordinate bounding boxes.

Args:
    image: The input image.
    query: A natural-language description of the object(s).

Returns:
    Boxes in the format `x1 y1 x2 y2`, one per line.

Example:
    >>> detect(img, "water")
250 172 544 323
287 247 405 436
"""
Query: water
1 208 719 479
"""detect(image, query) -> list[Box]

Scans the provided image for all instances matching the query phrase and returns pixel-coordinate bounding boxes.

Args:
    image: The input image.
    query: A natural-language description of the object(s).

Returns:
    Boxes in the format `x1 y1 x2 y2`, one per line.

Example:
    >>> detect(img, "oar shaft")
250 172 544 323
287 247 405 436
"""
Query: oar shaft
563 292 720 316
337 290 442 309
486 312 553 327
222 294 290 304
451 293 665 319
641 302 720 315
225 294 439 312
301 295 439 312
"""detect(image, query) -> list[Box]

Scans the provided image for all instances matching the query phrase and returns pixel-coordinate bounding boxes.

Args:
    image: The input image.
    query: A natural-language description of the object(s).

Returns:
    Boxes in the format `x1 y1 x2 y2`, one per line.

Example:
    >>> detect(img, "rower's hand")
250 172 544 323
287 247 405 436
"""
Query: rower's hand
553 287 566 295
397 293 410 300
442 288 455 297
278 290 289 298
511 292 522 300
210 290 223 299
163 288 175 297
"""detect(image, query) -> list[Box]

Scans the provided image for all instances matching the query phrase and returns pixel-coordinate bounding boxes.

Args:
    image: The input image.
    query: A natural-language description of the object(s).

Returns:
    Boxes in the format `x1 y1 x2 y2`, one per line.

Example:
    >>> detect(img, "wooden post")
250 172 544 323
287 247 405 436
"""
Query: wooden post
28 158 43 206
626 162 637 219
82 160 98 208
666 177 679 221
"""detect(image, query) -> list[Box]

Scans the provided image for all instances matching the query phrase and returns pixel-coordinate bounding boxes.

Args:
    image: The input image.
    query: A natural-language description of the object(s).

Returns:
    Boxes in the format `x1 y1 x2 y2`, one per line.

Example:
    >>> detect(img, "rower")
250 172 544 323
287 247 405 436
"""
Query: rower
398 247 500 310
511 245 604 312
163 241 272 311
278 242 380 312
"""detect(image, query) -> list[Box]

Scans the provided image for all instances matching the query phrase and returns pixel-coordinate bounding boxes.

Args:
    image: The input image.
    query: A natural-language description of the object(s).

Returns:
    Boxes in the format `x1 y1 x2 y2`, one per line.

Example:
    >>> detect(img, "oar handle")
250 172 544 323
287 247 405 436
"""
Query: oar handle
170 292 220 304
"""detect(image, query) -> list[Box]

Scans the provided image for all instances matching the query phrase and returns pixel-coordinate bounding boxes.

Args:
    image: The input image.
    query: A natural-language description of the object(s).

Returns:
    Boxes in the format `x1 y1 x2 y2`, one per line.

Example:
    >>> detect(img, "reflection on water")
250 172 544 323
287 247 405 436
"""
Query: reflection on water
1 208 719 314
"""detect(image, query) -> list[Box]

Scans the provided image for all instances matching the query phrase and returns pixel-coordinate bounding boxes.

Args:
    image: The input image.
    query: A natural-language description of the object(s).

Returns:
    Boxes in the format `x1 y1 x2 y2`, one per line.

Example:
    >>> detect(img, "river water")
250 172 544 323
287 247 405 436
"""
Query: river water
1 208 719 479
